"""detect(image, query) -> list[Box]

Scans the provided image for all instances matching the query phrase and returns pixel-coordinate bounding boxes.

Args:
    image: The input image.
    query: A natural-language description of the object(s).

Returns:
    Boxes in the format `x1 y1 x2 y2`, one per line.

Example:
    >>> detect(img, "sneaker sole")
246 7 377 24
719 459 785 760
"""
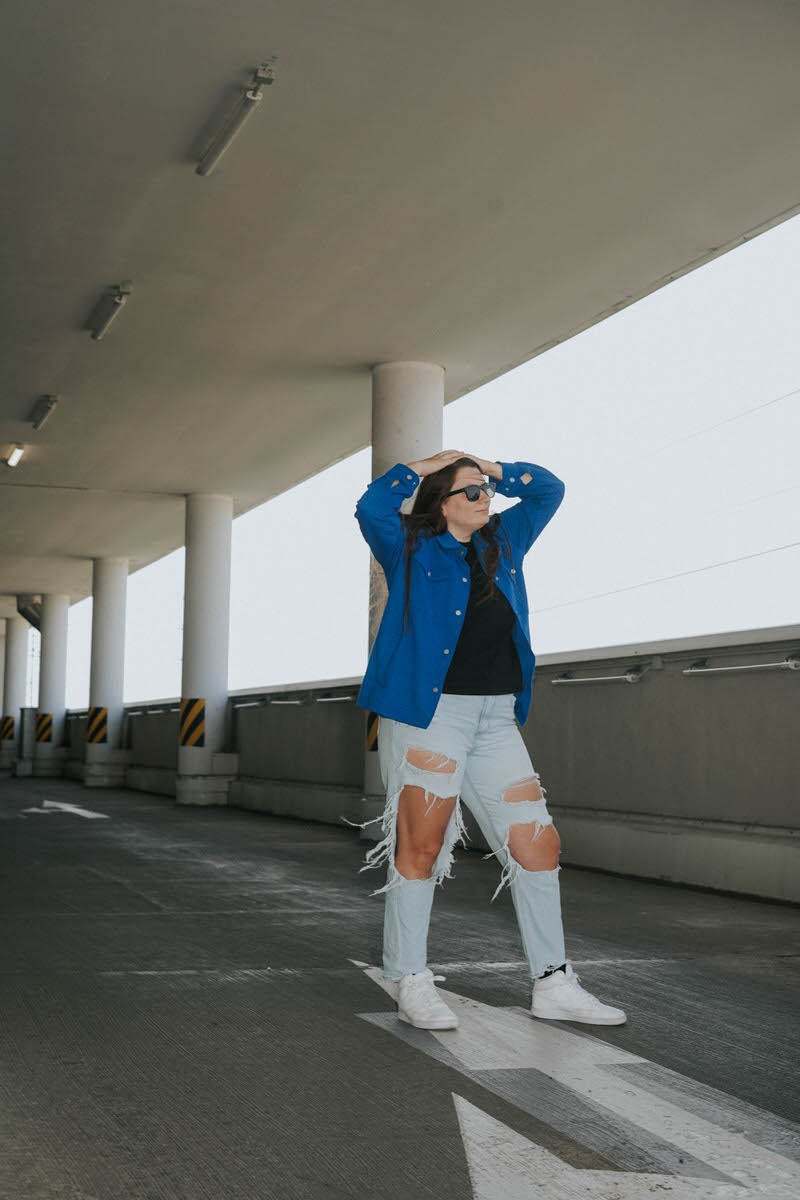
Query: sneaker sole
398 1009 458 1030
531 1006 626 1025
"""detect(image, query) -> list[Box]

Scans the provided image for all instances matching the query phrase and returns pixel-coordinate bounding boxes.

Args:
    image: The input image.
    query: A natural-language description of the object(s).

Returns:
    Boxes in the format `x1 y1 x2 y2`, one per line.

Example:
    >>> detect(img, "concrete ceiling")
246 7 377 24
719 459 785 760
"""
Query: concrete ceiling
2 0 799 611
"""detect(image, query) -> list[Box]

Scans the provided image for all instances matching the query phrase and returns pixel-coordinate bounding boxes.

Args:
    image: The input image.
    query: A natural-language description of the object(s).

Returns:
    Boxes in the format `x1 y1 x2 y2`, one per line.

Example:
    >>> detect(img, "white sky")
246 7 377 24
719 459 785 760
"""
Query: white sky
54 214 799 708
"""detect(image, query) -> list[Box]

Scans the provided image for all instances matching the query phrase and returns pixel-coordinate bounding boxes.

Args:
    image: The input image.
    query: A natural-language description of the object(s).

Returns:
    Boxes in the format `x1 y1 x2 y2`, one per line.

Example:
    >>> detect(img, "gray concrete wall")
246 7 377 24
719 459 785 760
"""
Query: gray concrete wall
235 692 363 787
526 629 799 900
63 630 799 899
66 715 87 762
528 636 797 828
128 708 180 769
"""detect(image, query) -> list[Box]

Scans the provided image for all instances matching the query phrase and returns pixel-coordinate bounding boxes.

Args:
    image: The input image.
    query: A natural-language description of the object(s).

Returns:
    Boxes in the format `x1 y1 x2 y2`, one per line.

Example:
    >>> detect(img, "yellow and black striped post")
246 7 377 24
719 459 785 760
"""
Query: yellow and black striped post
366 710 380 752
36 712 53 743
87 706 108 744
1 715 14 740
180 698 205 748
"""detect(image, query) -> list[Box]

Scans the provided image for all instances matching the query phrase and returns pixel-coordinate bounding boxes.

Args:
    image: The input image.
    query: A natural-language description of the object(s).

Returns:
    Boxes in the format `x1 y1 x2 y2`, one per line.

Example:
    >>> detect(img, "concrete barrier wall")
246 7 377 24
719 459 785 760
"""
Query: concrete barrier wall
63 629 798 899
526 629 799 900
129 709 179 769
235 694 363 787
528 634 798 828
66 715 86 761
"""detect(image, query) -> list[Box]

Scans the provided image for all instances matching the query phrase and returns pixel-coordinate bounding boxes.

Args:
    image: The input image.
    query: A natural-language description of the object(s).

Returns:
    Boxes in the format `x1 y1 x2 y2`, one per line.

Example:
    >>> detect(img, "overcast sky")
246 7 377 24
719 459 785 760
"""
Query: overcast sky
52 213 799 707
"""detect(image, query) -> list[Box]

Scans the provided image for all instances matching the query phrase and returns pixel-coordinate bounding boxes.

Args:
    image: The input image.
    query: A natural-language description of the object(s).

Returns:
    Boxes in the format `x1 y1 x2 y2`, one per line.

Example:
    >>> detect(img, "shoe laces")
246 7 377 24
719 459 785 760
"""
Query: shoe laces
558 968 608 1009
403 971 447 1008
405 971 446 988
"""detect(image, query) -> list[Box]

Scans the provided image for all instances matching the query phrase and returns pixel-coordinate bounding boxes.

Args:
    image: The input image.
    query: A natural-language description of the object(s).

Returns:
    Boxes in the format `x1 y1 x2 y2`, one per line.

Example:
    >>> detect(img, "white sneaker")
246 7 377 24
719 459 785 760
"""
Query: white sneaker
530 963 626 1025
397 969 459 1029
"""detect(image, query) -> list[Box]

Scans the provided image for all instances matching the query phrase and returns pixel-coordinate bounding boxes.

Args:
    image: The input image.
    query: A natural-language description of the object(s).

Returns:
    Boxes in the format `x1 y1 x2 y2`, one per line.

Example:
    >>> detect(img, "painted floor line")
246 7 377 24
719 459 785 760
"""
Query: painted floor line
355 960 800 1199
426 958 679 970
21 800 110 819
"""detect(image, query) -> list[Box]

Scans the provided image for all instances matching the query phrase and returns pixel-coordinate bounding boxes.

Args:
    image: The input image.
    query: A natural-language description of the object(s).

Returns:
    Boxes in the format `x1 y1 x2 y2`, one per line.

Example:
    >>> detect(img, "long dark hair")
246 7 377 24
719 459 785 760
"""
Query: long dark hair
400 456 512 634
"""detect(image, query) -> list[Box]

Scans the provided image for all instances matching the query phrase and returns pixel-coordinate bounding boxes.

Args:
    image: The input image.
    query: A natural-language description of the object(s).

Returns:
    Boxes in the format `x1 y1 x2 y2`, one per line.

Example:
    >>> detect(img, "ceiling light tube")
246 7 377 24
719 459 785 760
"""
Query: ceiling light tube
87 280 132 341
196 60 276 177
29 393 60 430
3 444 25 467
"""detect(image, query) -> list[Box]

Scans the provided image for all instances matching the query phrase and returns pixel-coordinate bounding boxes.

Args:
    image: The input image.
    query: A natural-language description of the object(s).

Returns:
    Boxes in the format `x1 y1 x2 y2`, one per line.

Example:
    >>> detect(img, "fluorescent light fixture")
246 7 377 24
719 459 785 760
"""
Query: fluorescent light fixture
196 60 276 177
28 393 59 430
86 280 132 341
3 444 25 468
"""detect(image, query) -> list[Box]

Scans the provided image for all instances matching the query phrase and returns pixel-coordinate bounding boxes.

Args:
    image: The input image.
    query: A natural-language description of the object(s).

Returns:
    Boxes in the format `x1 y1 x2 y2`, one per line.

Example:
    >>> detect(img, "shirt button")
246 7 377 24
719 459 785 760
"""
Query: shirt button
462 577 468 582
433 687 438 692
407 474 413 479
509 477 515 482
455 609 462 615
495 576 499 581
511 568 516 574
427 571 431 577
443 648 449 654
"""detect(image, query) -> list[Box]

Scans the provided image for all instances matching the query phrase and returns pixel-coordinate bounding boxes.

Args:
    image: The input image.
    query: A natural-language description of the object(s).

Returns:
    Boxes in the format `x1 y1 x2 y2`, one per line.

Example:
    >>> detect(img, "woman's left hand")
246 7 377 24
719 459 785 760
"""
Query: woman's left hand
460 453 502 481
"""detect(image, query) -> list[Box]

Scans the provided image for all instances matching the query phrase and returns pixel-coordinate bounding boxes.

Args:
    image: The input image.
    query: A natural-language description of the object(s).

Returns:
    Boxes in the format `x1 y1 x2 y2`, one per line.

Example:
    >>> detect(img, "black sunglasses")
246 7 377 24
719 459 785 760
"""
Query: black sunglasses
446 481 497 502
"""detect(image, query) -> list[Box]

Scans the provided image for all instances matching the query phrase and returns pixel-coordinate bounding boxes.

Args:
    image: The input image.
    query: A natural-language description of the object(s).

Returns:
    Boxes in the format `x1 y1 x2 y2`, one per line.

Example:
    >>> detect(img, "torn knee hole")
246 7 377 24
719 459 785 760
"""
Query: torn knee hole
502 775 544 805
405 747 458 774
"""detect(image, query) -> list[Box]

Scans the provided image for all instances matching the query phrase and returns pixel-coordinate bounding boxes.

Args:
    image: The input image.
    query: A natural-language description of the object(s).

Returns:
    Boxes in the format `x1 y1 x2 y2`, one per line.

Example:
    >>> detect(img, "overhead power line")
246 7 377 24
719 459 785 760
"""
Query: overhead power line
655 384 799 453
537 541 800 613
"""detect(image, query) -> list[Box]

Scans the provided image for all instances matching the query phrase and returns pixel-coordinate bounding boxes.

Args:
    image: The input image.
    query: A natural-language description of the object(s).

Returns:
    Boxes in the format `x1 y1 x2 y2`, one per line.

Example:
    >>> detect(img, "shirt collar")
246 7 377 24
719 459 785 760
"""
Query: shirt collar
433 527 486 552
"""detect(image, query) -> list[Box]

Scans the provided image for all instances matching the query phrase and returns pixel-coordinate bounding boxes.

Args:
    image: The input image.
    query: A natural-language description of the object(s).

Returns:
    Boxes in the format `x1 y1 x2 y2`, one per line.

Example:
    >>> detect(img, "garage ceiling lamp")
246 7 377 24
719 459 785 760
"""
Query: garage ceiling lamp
28 394 59 431
3 444 25 468
85 280 132 341
196 60 276 177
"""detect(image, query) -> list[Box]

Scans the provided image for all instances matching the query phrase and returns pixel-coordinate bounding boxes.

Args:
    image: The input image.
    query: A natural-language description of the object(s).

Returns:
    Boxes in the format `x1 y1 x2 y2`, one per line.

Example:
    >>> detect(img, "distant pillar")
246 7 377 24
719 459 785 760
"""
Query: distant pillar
33 593 69 777
1 616 30 773
84 557 128 787
176 494 235 806
363 362 444 801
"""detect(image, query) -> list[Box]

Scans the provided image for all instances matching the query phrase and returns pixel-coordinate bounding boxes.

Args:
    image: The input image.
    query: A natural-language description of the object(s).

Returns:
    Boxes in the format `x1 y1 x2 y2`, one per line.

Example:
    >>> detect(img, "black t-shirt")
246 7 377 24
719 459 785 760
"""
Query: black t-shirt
442 539 523 695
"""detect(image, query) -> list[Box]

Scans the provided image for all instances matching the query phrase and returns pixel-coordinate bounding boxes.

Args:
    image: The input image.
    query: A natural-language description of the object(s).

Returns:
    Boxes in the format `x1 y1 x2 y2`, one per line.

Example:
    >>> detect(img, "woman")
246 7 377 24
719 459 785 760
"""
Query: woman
349 449 625 1030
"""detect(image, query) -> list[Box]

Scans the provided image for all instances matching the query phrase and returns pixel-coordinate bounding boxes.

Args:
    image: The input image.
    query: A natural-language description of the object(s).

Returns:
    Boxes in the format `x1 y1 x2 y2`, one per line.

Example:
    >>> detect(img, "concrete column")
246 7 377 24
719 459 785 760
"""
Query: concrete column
1 616 30 772
363 361 444 800
369 362 445 648
33 593 69 777
176 493 236 806
84 557 129 787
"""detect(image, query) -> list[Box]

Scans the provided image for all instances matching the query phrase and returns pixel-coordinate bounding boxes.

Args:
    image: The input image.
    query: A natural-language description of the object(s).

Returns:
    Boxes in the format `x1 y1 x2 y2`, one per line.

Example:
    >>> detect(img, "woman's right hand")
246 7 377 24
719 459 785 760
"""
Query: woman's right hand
407 450 465 478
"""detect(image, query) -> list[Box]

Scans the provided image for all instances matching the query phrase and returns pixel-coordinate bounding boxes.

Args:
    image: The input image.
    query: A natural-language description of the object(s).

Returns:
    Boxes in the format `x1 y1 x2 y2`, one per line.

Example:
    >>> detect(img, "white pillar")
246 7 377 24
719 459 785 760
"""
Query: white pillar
33 593 69 776
84 557 128 786
1 615 29 772
176 493 234 805
363 362 444 794
369 362 444 648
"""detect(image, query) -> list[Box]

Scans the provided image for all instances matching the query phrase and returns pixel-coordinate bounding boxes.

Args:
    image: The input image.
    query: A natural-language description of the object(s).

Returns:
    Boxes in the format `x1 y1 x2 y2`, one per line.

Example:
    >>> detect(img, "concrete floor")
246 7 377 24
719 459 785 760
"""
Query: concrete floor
1 775 799 1200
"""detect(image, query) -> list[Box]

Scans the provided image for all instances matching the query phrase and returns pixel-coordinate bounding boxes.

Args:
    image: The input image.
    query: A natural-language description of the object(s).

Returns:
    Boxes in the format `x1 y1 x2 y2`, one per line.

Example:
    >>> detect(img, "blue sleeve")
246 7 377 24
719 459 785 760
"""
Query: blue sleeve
354 462 421 572
494 461 565 557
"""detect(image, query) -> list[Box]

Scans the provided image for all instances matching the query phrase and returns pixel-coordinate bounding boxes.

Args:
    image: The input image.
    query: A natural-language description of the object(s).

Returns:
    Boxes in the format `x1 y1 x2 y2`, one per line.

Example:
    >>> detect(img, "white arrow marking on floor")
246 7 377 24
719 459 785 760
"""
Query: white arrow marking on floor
453 1093 796 1200
358 964 800 1199
22 800 109 819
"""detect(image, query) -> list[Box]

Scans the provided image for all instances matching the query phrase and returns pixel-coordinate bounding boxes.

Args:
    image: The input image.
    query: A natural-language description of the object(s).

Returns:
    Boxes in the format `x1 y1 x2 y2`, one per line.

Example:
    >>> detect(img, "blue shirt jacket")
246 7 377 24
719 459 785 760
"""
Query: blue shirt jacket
354 459 565 729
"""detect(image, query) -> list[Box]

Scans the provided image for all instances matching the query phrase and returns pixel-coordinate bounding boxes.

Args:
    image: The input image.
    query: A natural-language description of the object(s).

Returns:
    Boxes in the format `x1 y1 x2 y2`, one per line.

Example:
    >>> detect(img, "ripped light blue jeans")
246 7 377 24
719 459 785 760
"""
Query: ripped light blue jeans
350 692 566 982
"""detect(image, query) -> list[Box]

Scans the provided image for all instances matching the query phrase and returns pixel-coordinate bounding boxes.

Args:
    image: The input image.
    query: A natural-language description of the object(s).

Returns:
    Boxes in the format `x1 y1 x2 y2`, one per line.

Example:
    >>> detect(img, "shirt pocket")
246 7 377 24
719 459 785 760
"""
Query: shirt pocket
409 559 451 613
